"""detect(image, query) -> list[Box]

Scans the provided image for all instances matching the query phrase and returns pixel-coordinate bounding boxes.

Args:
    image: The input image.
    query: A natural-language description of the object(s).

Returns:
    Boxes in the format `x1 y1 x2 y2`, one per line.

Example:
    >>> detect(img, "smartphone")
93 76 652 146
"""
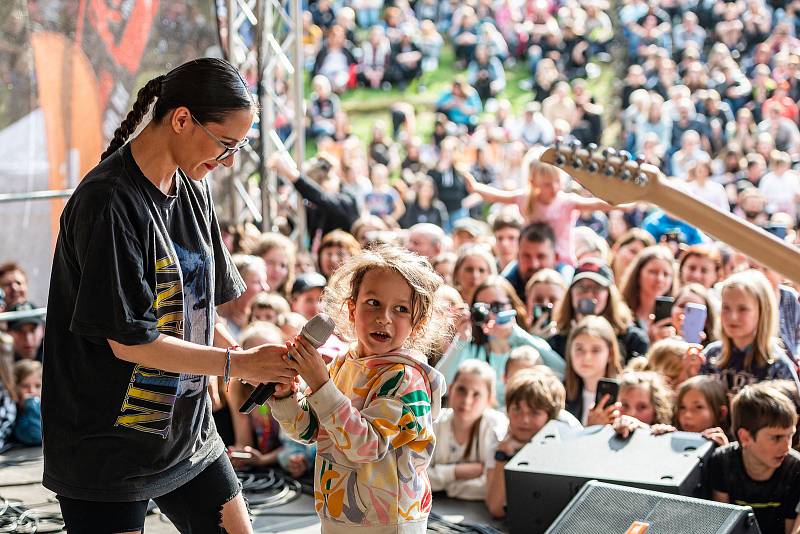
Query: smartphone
681 303 707 344
766 224 788 240
595 378 620 407
653 296 675 323
230 451 253 460
496 309 517 325
577 298 596 315
532 303 553 323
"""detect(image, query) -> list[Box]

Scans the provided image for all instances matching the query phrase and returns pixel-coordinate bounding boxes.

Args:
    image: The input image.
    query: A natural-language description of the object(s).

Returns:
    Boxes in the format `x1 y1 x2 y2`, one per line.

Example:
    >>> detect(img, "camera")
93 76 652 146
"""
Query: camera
471 302 491 326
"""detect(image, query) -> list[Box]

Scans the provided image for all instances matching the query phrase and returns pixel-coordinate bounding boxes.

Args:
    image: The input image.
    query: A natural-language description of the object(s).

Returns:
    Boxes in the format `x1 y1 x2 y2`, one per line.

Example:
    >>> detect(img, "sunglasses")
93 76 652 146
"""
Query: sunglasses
475 301 512 314
191 115 250 161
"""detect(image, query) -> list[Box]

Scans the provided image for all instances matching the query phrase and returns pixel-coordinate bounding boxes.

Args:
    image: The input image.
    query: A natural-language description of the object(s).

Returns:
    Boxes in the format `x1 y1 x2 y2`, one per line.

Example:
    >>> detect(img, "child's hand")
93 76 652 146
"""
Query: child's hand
587 394 620 426
613 415 645 439
650 423 677 436
286 336 330 393
273 376 300 399
701 427 729 447
497 435 525 457
286 453 309 478
529 312 557 339
679 345 705 383
227 445 264 469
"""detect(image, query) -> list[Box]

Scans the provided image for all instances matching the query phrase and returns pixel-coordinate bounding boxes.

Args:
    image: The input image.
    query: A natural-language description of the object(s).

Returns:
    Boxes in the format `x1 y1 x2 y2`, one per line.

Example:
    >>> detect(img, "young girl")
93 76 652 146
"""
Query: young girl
13 360 42 445
524 268 566 339
701 270 800 397
429 360 508 500
452 244 497 304
268 245 450 533
651 376 730 447
564 316 624 426
464 149 615 267
645 338 704 389
614 371 673 435
619 245 677 330
253 232 297 299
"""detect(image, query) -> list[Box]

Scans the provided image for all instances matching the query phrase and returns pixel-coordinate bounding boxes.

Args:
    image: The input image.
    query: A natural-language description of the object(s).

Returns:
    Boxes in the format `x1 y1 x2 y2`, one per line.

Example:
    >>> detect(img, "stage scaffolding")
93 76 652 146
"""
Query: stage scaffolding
222 0 306 240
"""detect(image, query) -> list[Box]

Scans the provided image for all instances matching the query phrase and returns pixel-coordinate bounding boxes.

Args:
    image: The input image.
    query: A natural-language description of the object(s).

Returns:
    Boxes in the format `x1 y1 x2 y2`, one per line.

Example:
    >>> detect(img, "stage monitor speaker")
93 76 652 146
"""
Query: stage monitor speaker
504 420 716 533
546 480 761 534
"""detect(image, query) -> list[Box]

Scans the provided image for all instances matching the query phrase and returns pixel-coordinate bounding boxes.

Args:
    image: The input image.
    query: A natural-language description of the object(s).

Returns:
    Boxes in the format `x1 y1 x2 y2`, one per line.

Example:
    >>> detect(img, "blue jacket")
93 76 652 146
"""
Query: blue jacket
437 324 565 406
642 210 707 245
14 397 41 446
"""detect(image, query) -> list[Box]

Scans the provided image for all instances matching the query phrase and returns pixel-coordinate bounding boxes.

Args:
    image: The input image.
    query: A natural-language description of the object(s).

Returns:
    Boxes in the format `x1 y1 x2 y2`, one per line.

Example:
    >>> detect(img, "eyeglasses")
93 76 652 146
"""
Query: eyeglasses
191 115 250 161
475 301 512 314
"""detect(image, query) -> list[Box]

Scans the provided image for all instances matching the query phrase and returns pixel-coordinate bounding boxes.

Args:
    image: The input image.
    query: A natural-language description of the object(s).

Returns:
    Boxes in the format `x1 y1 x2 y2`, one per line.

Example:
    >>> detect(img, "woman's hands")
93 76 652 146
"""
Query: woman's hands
587 394 621 426
286 335 330 393
232 344 296 386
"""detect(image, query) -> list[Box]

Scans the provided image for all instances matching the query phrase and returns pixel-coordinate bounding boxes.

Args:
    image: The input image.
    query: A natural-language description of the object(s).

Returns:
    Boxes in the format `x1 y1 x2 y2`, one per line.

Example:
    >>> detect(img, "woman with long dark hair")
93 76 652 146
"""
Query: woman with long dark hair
42 58 295 533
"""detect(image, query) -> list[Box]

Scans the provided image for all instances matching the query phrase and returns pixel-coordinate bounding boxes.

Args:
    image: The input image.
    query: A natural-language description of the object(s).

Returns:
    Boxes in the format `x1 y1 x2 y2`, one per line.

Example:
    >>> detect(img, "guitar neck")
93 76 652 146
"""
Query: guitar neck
646 179 800 286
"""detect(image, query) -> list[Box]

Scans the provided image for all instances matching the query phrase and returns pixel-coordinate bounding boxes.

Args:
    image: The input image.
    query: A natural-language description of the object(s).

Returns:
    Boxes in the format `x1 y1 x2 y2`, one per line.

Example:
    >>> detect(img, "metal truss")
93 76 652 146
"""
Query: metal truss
221 0 305 240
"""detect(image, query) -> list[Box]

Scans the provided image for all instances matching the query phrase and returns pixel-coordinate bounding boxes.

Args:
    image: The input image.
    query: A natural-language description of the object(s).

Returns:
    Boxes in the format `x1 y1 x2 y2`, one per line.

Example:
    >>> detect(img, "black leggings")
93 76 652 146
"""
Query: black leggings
57 452 243 533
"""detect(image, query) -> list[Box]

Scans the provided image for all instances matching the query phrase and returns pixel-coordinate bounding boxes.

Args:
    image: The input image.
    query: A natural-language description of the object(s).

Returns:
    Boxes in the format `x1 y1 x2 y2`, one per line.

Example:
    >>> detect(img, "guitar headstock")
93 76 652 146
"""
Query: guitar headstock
539 140 663 205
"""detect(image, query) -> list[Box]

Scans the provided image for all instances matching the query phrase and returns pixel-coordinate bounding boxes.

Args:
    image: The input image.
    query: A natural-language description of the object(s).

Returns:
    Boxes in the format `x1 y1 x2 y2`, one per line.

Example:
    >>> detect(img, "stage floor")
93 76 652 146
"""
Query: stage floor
0 447 508 533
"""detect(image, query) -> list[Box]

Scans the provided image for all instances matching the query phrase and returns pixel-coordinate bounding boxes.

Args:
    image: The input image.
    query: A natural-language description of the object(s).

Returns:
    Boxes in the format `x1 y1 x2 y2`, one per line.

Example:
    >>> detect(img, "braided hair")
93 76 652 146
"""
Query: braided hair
100 58 256 161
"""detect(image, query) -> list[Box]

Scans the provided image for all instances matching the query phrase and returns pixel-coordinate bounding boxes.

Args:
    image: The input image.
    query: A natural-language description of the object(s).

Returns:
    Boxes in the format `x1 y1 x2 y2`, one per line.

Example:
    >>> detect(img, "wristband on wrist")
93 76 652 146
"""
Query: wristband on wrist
224 345 241 392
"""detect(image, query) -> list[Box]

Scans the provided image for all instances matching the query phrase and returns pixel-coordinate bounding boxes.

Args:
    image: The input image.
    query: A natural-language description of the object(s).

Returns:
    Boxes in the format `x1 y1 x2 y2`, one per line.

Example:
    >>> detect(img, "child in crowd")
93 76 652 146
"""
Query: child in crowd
618 371 673 426
13 360 41 445
290 272 327 321
429 360 508 500
504 346 541 380
612 371 673 438
524 268 566 339
464 152 615 267
701 270 799 397
564 316 623 426
485 369 566 518
645 338 704 389
651 375 730 447
249 292 291 324
708 384 800 534
268 246 450 533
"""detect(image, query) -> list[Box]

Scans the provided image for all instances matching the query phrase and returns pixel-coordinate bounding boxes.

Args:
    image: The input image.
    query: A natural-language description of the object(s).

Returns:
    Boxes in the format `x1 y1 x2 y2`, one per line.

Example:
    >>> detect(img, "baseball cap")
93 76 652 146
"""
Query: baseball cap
7 301 44 330
291 272 327 296
571 260 614 288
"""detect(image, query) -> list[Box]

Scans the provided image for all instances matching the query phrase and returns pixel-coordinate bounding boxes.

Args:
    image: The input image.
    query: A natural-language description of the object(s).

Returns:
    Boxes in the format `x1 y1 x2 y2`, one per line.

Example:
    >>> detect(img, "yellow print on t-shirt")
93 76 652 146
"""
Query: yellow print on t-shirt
114 251 184 438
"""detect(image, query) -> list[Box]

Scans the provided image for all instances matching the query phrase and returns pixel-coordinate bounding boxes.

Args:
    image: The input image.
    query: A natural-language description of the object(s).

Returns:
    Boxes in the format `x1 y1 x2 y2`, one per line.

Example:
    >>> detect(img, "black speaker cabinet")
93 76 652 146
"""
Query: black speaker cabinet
546 480 761 534
505 420 716 533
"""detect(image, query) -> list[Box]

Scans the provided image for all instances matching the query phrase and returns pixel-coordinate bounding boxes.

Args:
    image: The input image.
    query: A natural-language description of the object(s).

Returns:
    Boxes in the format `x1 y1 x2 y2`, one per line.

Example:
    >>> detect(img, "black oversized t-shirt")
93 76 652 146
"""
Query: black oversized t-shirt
41 144 244 501
708 442 800 534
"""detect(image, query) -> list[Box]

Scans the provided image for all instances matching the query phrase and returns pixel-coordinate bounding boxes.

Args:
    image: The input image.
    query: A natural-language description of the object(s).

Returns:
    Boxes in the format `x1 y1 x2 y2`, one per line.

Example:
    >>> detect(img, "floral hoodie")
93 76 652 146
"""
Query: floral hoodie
268 348 445 533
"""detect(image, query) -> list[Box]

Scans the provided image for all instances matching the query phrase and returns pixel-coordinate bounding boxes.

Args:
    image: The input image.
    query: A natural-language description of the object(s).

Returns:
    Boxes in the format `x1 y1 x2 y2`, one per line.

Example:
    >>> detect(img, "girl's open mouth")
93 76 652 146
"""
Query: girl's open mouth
370 332 391 342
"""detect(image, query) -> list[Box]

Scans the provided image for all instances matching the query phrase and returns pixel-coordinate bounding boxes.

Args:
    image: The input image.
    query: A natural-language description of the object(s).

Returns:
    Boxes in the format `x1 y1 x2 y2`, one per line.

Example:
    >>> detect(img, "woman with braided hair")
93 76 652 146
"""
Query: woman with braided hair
42 58 295 533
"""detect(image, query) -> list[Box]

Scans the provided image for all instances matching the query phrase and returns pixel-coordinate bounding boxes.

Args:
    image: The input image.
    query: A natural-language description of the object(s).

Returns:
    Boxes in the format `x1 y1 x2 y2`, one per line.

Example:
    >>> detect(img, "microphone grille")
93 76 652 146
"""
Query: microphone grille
301 313 336 348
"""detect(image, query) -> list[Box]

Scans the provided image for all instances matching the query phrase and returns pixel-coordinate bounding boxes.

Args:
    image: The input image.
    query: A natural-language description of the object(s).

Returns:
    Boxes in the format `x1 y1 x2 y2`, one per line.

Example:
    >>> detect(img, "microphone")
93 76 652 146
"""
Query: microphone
239 313 336 414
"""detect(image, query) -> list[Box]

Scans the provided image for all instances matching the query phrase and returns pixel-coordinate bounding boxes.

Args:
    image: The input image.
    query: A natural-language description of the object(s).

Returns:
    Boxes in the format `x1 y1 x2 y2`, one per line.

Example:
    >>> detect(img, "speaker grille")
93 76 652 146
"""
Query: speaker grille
548 483 744 534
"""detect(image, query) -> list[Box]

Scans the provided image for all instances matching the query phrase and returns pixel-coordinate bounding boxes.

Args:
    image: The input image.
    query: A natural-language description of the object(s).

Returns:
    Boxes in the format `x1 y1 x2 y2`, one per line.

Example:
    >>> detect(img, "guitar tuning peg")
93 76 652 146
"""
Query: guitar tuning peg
587 144 599 172
570 139 582 169
602 147 616 176
554 138 566 166
618 150 632 180
635 174 649 186
635 154 646 166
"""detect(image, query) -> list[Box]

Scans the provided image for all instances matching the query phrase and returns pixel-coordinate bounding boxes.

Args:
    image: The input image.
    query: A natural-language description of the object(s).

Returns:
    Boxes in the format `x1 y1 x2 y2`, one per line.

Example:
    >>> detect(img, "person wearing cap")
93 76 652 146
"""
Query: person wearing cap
546 260 649 364
290 272 327 321
6 302 44 362
452 218 487 251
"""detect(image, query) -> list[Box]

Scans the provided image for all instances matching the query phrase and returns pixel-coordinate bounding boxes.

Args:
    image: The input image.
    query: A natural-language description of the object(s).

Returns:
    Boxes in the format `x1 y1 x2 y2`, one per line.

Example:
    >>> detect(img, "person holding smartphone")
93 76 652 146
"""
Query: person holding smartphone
547 260 649 364
437 276 565 406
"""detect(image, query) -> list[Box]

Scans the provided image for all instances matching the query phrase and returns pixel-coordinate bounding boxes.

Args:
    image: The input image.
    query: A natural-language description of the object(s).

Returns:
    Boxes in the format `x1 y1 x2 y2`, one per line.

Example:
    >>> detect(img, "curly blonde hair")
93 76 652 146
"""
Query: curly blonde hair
321 245 452 357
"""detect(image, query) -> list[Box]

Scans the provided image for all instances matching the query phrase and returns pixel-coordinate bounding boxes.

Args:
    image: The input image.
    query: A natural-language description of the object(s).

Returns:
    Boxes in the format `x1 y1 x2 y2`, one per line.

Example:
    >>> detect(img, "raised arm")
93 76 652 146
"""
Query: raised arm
463 170 525 205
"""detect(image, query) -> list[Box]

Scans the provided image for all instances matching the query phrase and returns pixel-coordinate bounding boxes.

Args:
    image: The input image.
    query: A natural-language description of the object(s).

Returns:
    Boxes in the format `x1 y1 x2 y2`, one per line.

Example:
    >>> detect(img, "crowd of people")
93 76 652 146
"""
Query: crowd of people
2 0 800 531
